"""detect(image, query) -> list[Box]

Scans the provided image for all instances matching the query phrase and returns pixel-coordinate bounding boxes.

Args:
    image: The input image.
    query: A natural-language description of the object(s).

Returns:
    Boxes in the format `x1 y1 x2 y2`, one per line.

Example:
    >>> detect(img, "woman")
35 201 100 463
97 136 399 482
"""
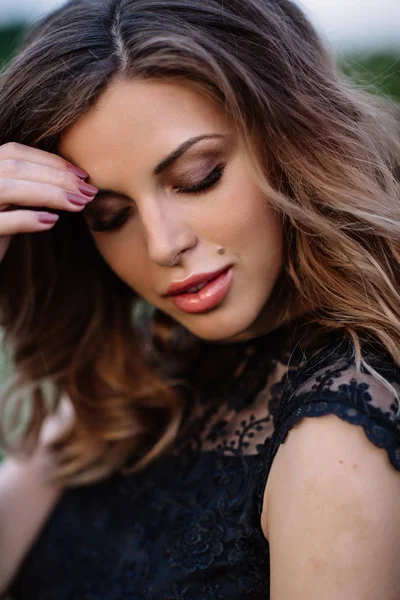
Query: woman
0 0 400 597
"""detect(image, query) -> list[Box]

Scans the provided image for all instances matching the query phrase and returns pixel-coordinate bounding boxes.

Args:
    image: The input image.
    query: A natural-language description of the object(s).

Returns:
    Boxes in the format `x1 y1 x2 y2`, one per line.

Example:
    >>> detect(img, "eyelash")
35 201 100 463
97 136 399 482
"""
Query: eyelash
174 163 225 194
90 164 226 233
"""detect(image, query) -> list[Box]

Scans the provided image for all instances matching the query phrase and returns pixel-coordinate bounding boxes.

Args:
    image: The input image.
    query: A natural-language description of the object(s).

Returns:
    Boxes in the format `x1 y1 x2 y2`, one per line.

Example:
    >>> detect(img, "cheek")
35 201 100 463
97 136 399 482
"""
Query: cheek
92 229 151 293
251 200 284 258
227 182 284 291
216 177 283 259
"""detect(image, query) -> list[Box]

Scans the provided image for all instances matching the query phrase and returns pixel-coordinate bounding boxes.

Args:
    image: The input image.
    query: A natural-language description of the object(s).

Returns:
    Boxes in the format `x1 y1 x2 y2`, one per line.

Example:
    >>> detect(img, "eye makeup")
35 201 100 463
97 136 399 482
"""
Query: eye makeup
86 162 226 233
87 133 233 201
83 135 233 234
174 164 225 194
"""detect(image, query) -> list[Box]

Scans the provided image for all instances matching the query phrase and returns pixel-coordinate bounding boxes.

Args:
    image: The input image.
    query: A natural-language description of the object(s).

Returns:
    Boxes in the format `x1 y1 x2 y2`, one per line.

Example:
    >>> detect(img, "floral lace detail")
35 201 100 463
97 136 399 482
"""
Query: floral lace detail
9 322 400 600
266 337 400 475
166 506 225 574
272 399 400 471
227 524 270 595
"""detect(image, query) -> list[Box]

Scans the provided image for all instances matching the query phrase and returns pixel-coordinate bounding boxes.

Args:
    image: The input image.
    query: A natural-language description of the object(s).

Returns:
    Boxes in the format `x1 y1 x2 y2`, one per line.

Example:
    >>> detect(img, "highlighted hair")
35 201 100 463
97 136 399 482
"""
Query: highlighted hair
0 0 399 485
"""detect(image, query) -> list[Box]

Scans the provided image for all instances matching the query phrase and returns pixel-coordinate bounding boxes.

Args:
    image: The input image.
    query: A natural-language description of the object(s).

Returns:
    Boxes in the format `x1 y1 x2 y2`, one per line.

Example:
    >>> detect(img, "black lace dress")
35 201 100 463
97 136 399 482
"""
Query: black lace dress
8 318 400 600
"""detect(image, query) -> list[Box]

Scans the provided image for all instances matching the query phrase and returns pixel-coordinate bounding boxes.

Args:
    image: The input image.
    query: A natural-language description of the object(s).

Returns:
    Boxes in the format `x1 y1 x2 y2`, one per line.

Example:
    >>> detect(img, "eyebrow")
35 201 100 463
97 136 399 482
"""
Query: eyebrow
95 133 225 198
154 133 225 175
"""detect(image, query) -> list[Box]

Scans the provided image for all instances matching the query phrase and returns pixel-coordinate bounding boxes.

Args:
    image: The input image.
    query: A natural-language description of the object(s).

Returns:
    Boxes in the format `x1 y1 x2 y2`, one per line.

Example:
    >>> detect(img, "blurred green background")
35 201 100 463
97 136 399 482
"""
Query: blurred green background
0 23 25 67
0 24 399 465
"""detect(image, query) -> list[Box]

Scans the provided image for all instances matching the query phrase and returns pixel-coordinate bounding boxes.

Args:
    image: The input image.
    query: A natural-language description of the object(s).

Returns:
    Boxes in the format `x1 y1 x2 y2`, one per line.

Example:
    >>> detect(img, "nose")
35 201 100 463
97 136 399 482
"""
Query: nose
140 197 197 267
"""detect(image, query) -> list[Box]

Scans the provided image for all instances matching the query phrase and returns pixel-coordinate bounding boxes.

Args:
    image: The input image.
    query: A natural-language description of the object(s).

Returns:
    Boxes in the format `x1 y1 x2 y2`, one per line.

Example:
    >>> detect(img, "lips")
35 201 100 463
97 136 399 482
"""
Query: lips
165 265 232 297
166 266 234 314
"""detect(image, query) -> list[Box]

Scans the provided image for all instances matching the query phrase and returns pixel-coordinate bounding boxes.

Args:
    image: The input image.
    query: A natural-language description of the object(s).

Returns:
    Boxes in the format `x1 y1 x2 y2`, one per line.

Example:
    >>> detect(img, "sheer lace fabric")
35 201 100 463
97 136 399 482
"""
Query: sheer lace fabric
8 320 400 600
269 338 400 472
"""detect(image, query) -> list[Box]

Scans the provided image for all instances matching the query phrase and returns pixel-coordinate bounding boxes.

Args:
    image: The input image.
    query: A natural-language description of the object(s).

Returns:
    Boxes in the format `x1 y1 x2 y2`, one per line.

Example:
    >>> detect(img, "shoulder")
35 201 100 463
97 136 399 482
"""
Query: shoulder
271 331 400 470
263 411 400 599
260 334 400 599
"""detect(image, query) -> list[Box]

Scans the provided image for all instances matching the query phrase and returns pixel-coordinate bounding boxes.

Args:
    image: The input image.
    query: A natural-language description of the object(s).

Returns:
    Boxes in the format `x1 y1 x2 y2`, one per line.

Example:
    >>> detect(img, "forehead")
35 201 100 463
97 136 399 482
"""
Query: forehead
59 78 231 170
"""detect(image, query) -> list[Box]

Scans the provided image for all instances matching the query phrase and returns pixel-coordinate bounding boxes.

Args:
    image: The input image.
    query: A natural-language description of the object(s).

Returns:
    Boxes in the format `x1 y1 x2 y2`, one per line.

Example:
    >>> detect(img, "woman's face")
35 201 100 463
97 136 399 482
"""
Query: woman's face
60 78 284 342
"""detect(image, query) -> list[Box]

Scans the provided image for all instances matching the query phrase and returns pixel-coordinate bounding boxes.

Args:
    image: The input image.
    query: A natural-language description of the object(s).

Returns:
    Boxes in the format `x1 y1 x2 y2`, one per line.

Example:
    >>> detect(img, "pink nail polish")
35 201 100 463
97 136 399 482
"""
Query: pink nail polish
38 212 59 225
67 192 91 206
67 164 89 179
78 182 98 197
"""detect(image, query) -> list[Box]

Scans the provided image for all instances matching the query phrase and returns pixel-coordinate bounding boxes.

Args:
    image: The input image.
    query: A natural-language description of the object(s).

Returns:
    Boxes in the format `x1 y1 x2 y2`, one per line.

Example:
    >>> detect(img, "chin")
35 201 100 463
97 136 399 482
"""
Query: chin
175 304 263 343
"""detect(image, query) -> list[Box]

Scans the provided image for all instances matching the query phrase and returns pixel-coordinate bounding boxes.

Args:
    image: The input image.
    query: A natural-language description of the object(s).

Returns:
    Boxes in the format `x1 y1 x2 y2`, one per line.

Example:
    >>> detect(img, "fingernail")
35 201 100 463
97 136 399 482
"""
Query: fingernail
67 192 92 206
38 212 59 225
67 164 89 179
78 182 98 197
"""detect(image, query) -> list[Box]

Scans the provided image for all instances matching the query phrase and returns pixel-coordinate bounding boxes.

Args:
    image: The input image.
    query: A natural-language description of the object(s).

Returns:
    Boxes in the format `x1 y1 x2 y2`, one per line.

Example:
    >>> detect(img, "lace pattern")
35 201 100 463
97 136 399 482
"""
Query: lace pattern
9 321 400 600
264 338 400 479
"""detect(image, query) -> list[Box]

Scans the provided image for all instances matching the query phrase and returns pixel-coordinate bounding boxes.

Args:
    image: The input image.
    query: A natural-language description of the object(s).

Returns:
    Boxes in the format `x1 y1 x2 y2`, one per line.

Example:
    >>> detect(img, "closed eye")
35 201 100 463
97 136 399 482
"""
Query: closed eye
174 164 225 194
87 164 226 233
88 206 132 233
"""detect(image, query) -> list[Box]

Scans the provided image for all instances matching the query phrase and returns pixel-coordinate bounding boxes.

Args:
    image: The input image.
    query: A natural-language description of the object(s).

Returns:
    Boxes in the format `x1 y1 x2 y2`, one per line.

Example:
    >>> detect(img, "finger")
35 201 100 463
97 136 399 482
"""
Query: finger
0 158 93 194
0 179 97 212
0 209 59 235
39 396 75 447
0 142 88 179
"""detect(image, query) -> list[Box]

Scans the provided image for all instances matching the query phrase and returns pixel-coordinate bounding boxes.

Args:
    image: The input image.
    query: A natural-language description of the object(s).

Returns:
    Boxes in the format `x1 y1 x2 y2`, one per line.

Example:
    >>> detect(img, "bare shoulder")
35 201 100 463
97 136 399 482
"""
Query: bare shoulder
261 413 400 600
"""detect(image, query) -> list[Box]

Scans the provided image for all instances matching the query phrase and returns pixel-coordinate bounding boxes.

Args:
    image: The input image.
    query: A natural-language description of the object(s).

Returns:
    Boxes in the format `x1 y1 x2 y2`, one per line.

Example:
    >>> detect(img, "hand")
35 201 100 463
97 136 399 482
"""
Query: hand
8 395 76 487
0 399 74 594
38 395 75 450
0 142 98 262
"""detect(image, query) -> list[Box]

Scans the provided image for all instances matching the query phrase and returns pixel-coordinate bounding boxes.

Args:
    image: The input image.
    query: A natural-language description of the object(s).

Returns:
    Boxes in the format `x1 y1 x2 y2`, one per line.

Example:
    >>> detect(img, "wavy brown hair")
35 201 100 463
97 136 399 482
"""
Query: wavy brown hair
0 0 400 486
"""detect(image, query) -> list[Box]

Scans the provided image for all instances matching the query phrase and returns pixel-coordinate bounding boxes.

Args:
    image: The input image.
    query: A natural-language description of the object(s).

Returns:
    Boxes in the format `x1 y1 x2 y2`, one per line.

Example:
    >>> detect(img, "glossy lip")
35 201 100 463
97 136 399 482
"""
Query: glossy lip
164 265 233 297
